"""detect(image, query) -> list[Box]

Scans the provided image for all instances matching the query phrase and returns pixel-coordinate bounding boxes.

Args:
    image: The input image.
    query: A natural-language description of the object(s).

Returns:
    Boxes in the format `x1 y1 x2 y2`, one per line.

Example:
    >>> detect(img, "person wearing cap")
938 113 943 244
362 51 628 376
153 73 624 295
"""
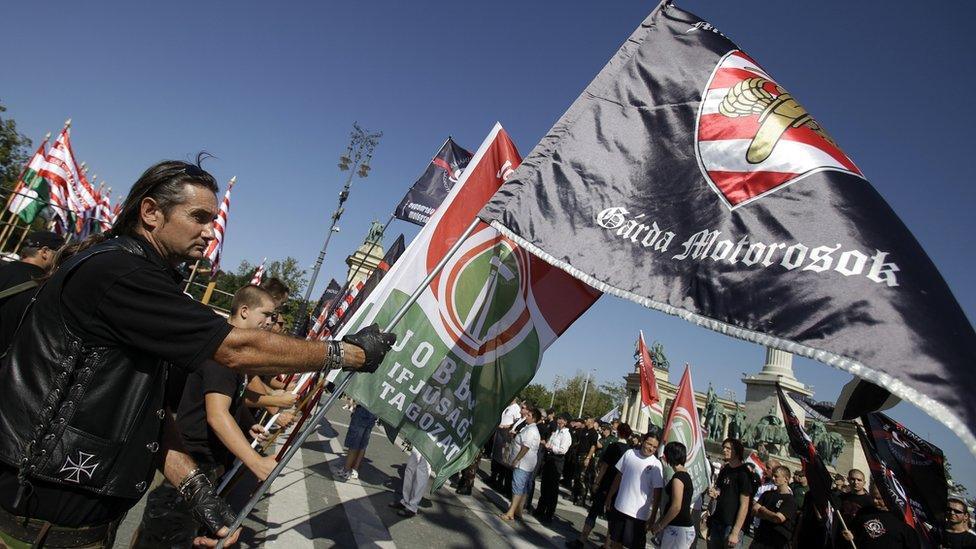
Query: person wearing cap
0 158 396 548
0 231 64 352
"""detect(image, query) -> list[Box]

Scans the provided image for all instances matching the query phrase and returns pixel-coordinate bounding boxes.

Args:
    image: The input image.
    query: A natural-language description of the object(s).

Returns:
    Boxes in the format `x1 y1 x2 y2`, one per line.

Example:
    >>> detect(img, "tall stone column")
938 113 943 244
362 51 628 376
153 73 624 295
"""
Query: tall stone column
742 347 813 433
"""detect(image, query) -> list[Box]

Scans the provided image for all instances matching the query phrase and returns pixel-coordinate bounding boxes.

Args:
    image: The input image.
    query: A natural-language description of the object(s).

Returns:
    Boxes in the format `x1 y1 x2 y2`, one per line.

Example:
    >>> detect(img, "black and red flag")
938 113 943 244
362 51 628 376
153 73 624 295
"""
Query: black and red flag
303 279 342 339
776 385 839 545
478 1 976 457
858 412 947 540
394 137 472 226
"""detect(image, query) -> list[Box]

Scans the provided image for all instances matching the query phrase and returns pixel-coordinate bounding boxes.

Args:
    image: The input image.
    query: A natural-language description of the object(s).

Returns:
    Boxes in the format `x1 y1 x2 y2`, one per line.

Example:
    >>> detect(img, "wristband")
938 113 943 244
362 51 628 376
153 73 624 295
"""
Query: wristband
324 340 344 370
177 469 204 499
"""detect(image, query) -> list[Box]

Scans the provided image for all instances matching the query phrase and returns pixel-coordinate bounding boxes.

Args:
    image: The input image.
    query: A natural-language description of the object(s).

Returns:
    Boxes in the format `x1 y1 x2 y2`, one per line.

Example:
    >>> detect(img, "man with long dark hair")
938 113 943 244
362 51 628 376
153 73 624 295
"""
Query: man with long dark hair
707 438 754 549
0 157 396 548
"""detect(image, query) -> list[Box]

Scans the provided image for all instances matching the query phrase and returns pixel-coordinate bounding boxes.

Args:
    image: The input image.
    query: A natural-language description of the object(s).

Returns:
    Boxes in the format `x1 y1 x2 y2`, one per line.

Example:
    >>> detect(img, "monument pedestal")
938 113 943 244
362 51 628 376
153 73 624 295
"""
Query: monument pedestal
742 348 813 431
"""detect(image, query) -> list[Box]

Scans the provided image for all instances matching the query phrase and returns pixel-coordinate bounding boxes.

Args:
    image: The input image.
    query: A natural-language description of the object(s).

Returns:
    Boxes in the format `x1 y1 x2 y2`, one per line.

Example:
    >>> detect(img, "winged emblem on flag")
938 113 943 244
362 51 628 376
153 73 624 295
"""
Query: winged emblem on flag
696 50 864 209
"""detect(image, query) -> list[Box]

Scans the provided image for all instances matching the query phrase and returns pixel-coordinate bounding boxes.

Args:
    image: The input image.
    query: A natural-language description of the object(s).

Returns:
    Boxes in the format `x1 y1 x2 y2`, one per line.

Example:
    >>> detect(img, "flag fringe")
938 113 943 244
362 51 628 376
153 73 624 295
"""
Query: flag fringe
487 219 976 459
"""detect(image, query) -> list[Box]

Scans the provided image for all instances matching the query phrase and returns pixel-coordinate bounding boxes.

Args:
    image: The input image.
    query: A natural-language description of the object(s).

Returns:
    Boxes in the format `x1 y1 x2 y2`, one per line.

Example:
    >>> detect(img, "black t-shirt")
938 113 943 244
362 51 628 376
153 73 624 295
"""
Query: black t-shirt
577 429 598 460
0 261 43 353
841 491 875 521
595 441 629 495
850 507 921 549
667 470 694 527
177 359 246 467
754 490 797 547
943 530 976 549
710 463 754 526
0 237 233 527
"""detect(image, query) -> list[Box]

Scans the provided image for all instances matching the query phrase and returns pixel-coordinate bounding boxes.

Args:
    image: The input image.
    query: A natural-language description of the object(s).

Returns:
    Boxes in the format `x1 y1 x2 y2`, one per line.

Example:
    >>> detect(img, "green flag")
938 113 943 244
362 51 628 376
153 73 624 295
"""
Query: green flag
340 124 599 485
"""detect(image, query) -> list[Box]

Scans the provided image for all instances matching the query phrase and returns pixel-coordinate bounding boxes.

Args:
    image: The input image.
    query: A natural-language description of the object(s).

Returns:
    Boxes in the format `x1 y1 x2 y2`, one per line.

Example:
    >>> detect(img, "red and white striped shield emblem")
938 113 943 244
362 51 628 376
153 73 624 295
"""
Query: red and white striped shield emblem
696 50 863 209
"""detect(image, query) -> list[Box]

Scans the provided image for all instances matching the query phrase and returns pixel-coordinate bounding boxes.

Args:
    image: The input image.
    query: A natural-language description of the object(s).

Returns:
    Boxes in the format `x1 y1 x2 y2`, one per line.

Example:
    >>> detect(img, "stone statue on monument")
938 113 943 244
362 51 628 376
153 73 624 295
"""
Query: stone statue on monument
365 219 385 244
747 405 790 455
807 420 846 464
728 406 746 440
649 342 670 371
703 385 724 440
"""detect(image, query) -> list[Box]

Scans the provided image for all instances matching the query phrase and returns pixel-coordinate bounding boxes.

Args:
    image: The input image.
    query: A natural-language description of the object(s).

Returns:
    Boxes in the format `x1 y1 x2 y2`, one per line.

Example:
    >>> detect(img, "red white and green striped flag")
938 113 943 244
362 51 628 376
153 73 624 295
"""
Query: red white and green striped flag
38 127 84 234
8 136 51 224
661 365 711 496
637 330 665 428
339 123 600 484
203 177 235 276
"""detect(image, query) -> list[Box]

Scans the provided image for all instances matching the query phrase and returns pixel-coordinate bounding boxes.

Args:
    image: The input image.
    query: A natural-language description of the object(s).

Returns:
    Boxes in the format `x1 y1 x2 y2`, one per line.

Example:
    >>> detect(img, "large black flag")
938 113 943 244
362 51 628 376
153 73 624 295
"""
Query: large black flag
394 138 472 226
860 413 947 532
479 1 976 456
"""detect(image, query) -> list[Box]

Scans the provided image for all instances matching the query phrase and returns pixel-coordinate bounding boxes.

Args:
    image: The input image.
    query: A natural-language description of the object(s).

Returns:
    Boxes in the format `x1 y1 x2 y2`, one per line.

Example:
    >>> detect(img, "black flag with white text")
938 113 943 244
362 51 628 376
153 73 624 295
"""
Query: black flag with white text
479 2 976 456
394 138 472 226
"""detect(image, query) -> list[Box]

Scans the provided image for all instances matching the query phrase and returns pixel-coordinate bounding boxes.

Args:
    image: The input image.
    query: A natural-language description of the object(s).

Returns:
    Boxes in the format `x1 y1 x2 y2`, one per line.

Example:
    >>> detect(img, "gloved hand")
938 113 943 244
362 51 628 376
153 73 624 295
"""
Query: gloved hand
180 472 237 538
342 323 396 373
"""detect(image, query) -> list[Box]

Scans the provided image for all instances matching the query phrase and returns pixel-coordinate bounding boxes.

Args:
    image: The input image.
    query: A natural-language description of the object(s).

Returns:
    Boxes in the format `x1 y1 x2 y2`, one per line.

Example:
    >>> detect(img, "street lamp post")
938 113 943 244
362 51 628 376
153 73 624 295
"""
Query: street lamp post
549 375 561 409
293 123 382 335
579 369 595 417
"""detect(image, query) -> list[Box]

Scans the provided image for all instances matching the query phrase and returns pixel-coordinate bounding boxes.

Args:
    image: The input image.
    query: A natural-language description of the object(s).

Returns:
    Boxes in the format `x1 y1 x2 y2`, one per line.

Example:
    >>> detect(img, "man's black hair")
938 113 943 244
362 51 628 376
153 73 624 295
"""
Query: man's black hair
111 153 219 237
722 437 746 461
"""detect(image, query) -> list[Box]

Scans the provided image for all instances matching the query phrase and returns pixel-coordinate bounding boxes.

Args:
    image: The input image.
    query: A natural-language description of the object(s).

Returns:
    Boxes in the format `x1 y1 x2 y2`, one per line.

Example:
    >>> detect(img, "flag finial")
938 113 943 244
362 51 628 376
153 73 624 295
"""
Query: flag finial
64 118 72 128
44 132 51 140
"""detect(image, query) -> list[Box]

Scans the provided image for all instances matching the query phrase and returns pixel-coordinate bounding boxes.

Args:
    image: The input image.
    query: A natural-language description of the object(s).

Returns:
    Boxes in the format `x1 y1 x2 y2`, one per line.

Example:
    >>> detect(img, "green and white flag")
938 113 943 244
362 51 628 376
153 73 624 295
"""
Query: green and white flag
8 138 51 224
661 364 711 498
341 124 599 484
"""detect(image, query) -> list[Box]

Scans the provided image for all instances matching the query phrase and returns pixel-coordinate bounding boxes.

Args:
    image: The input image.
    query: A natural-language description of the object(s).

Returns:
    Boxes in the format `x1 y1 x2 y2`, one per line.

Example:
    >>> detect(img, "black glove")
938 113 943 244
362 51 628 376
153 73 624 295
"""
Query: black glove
342 323 396 373
180 472 237 538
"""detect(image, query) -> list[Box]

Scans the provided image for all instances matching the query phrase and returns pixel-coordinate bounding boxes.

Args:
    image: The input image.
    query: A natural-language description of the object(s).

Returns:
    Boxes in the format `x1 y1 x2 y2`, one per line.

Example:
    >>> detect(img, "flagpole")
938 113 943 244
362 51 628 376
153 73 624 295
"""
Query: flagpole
215 217 480 548
184 259 202 293
579 369 594 417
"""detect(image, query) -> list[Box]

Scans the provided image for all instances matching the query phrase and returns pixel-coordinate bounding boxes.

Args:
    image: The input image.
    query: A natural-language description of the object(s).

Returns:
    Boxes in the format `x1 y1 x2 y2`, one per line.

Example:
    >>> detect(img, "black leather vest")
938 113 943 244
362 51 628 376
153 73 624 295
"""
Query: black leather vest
0 237 169 500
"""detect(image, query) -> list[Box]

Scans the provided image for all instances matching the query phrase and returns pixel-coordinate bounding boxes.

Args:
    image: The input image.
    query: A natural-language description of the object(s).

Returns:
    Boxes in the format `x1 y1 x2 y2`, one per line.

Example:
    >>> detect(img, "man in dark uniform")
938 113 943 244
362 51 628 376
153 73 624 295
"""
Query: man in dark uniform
572 417 599 505
0 159 395 548
0 231 64 351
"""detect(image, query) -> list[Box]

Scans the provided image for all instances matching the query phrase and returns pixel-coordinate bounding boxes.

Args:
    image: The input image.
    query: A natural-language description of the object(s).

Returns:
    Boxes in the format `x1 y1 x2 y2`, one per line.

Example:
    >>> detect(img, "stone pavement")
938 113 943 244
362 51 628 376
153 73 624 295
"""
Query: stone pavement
117 407 716 547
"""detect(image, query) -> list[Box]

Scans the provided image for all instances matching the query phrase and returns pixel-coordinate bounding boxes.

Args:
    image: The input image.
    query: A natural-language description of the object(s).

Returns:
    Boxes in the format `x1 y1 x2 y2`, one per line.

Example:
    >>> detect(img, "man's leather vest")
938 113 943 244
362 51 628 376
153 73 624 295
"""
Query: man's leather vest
0 237 169 500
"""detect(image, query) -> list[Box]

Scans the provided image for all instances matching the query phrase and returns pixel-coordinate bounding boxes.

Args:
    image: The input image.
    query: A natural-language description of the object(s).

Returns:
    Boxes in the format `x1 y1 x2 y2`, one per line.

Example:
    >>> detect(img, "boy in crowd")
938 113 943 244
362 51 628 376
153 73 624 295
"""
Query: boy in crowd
750 465 796 549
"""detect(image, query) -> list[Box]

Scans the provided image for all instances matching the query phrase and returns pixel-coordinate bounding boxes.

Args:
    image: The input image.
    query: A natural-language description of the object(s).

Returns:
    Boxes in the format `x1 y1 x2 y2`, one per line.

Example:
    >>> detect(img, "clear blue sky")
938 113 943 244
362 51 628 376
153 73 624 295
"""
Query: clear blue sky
3 1 974 491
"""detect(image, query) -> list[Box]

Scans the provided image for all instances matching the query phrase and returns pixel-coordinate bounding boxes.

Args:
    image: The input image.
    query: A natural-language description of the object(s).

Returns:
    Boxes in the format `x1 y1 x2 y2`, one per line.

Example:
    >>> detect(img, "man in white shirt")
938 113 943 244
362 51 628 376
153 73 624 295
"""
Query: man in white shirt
536 413 572 522
604 431 664 549
500 406 542 522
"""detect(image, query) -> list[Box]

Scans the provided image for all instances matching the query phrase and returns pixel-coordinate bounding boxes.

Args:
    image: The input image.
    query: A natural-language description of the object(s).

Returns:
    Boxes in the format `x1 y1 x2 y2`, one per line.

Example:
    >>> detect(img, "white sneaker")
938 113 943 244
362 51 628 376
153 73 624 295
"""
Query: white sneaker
347 469 359 480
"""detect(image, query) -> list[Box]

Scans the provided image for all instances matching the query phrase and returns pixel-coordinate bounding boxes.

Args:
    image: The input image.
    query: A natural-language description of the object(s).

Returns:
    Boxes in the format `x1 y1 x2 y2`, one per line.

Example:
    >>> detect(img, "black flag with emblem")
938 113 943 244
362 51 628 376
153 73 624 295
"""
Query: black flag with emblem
860 412 947 534
478 1 976 457
394 138 473 226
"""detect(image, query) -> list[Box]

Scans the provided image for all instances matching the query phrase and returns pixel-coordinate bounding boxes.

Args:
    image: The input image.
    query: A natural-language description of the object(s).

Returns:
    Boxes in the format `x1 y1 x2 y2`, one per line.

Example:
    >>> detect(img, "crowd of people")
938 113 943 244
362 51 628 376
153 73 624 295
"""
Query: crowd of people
0 160 973 549
464 397 976 549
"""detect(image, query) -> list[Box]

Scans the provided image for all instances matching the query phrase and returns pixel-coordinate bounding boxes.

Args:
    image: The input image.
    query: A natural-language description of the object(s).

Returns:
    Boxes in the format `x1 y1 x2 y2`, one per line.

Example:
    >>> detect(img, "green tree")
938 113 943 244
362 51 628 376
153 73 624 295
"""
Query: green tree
0 100 33 192
518 383 552 409
530 371 617 419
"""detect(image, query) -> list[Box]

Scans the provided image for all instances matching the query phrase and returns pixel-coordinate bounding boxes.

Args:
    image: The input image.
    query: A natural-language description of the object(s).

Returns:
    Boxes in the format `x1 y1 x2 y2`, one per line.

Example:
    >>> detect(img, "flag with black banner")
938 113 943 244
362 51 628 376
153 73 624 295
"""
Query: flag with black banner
478 1 976 456
394 137 472 226
776 386 839 546
860 412 947 534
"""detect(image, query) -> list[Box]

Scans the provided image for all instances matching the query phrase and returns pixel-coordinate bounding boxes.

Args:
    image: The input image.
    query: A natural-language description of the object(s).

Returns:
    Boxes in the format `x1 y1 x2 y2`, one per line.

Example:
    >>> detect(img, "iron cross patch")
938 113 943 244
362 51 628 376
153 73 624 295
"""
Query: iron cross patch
60 450 100 483
695 50 863 209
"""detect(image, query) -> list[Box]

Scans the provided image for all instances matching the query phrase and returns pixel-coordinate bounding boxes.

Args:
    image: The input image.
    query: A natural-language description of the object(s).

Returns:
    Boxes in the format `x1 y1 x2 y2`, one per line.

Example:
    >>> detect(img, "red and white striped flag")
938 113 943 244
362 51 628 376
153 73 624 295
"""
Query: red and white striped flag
95 186 113 232
250 257 267 285
39 127 84 234
203 176 235 276
637 330 664 428
315 281 364 340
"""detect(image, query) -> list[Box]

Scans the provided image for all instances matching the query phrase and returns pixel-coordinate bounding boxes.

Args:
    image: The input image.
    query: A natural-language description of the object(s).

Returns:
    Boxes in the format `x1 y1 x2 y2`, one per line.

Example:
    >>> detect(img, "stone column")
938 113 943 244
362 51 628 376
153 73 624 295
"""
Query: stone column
742 347 813 435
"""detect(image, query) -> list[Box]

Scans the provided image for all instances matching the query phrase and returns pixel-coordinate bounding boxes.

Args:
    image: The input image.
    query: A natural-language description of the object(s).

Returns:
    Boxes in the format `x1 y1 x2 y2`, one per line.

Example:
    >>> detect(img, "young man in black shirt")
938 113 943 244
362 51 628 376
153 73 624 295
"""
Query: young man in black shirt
0 160 395 548
707 438 753 549
0 231 63 351
944 498 976 549
134 284 280 546
572 417 599 505
841 484 920 549
750 465 796 549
